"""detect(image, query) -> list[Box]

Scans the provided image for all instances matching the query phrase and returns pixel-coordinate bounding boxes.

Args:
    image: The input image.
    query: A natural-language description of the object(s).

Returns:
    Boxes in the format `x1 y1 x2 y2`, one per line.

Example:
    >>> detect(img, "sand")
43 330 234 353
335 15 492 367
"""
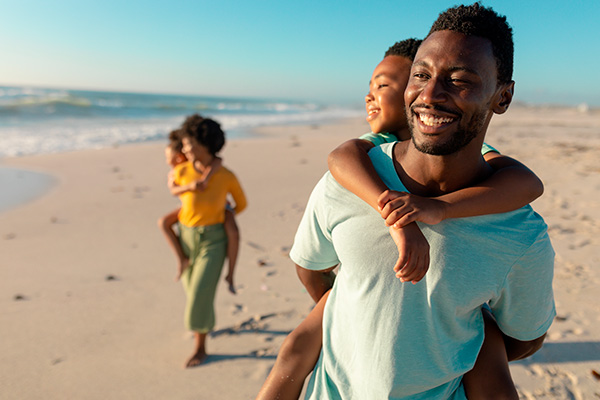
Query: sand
0 107 598 399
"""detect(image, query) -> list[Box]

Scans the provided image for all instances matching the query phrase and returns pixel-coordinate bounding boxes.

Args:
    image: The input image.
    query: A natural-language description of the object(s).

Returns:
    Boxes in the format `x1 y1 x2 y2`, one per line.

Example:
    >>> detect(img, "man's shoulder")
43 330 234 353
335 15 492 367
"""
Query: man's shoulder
452 206 552 258
359 132 398 146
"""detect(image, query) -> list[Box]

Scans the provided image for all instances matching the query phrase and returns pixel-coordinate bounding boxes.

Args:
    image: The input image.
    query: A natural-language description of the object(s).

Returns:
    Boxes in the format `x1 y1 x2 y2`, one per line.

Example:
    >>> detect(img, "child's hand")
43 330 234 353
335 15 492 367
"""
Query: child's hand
389 223 430 284
167 171 176 189
191 179 208 191
378 190 447 228
225 273 236 294
175 257 190 282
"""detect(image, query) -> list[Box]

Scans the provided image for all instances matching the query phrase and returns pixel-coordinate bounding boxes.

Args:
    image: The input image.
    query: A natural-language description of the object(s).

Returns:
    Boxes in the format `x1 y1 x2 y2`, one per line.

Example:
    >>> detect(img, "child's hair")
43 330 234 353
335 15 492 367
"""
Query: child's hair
167 129 184 153
428 2 513 84
384 38 423 61
180 114 225 156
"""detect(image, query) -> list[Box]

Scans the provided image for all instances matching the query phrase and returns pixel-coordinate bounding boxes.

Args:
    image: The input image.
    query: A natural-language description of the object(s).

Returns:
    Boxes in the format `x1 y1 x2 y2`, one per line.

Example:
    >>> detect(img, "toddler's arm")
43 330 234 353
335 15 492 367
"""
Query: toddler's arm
328 139 381 209
196 156 223 191
328 138 429 284
378 152 544 228
168 157 223 196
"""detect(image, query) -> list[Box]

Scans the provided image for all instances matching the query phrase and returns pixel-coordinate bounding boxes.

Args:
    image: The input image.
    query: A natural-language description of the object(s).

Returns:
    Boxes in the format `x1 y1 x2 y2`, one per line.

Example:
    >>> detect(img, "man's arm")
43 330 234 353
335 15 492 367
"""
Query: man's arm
295 264 336 303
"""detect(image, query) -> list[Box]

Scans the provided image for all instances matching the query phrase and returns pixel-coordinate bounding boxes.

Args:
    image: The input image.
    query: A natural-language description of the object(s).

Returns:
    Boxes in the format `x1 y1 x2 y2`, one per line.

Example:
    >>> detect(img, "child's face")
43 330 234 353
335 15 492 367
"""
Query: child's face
164 147 185 168
365 55 413 136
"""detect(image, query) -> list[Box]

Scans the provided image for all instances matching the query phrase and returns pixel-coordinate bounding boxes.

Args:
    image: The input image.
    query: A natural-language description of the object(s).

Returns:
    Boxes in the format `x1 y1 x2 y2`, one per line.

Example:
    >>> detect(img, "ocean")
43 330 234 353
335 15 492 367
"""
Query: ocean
0 86 363 158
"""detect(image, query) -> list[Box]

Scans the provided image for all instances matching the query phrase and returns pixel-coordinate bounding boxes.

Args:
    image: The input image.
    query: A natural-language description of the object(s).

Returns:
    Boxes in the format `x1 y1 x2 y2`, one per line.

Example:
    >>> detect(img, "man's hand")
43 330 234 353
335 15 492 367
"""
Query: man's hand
378 190 448 228
389 223 430 284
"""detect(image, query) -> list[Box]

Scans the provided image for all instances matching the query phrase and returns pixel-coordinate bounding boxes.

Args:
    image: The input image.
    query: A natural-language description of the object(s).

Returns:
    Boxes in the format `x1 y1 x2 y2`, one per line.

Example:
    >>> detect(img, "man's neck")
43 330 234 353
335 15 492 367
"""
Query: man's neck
393 140 493 197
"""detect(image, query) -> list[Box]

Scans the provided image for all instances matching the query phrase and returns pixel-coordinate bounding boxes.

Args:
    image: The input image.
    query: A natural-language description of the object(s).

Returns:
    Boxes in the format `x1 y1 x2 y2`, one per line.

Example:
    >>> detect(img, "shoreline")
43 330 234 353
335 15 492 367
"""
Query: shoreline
0 116 366 213
0 166 57 213
1 110 599 399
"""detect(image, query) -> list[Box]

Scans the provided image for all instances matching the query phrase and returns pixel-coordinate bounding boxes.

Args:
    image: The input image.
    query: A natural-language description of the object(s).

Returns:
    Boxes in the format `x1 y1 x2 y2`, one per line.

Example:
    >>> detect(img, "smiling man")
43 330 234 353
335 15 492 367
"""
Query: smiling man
290 3 555 399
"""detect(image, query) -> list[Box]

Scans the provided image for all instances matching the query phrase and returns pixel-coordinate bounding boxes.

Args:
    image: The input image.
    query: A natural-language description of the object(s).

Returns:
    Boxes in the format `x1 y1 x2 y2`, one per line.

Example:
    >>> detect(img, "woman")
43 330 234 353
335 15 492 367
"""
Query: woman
173 114 247 367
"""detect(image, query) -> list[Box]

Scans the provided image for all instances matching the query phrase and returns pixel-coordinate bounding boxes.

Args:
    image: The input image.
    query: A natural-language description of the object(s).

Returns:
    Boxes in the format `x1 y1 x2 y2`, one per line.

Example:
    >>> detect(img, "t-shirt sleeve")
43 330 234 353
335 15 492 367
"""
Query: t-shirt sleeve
481 142 500 156
489 230 556 341
289 174 340 271
359 132 398 146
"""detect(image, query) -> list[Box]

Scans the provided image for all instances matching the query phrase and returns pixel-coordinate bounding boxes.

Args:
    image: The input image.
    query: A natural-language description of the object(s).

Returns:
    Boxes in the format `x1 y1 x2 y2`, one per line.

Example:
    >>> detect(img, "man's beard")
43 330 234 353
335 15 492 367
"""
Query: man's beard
407 106 487 156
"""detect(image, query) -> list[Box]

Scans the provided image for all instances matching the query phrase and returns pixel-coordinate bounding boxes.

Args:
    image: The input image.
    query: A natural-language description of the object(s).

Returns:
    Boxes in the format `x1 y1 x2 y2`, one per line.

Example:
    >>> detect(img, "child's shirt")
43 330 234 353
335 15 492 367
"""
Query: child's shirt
358 132 499 155
173 161 247 227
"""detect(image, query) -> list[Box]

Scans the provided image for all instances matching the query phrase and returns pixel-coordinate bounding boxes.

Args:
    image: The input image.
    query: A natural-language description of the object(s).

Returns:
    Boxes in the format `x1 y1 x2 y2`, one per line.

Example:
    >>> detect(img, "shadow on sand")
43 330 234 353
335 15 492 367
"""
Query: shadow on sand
516 341 600 365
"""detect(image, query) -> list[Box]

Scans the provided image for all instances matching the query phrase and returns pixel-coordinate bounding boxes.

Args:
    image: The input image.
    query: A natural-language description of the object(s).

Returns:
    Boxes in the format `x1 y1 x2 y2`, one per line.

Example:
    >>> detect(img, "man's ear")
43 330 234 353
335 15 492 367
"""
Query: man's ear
493 81 514 114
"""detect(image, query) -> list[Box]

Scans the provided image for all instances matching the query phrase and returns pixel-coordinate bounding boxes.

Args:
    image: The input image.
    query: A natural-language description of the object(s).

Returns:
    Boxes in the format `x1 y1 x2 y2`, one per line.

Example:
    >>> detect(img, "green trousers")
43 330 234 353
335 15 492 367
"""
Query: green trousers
178 223 227 333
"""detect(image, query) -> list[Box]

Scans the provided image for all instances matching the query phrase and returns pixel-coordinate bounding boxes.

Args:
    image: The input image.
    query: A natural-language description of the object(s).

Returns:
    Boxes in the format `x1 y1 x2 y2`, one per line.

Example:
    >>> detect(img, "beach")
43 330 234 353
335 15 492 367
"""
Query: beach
1 107 599 399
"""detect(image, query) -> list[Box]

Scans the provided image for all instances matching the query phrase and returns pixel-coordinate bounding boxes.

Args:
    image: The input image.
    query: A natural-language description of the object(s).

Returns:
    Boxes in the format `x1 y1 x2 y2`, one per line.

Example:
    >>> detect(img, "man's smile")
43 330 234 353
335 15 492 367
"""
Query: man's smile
418 113 455 127
410 105 460 134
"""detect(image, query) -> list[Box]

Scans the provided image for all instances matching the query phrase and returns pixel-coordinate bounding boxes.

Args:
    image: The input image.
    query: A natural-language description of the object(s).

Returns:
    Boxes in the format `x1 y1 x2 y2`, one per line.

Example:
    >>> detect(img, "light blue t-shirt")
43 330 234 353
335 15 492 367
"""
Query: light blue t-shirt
290 143 555 400
359 131 499 155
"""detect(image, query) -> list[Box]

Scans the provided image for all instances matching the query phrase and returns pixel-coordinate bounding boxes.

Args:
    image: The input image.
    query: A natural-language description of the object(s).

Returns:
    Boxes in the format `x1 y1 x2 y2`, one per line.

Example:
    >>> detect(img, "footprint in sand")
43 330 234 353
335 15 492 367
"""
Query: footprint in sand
520 366 583 400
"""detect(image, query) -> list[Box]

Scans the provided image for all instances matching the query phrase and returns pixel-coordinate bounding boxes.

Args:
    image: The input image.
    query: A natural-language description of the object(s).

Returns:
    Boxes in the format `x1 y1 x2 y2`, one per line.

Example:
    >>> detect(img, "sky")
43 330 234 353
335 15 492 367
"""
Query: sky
1 0 599 107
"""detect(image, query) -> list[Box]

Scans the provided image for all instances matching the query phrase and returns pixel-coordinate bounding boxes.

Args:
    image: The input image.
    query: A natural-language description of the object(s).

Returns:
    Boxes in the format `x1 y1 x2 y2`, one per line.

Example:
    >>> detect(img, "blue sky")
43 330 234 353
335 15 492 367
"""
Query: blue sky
1 0 598 106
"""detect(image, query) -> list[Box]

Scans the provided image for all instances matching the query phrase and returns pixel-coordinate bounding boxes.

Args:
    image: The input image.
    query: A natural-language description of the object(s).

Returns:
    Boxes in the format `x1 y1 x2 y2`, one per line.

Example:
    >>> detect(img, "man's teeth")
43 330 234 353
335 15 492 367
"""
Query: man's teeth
419 113 454 126
368 110 378 115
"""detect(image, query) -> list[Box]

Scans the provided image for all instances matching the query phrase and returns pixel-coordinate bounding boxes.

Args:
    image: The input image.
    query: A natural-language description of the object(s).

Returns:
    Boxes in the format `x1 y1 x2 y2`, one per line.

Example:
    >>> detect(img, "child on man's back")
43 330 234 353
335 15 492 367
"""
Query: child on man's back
158 129 240 293
257 38 542 399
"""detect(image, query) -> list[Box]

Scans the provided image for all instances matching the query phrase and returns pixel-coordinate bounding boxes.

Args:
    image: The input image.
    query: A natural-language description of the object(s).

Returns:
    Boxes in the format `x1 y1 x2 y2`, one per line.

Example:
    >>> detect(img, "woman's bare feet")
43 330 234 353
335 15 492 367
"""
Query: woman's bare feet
185 351 207 368
184 332 207 368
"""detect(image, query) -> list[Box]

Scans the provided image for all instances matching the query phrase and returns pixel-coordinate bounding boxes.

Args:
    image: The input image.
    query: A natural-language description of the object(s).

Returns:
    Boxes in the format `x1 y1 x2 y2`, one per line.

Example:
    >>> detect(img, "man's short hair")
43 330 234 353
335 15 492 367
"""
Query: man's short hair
180 114 225 156
384 38 423 61
427 2 513 84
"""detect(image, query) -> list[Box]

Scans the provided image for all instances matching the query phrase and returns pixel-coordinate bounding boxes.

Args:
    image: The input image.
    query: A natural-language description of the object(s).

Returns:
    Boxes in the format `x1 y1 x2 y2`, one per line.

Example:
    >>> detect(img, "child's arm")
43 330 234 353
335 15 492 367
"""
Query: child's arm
328 138 429 284
328 139 381 209
168 157 223 196
378 153 545 228
196 156 223 191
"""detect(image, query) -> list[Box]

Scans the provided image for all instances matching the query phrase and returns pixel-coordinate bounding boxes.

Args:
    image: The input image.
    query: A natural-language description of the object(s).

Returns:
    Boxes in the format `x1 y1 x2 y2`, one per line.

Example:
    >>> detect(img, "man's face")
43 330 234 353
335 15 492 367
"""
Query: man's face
404 30 501 155
365 55 413 137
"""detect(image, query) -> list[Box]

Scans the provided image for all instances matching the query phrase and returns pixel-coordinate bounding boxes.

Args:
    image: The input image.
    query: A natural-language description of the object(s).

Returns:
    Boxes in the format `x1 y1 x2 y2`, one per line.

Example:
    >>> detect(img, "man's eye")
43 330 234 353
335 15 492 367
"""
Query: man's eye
449 78 469 86
413 73 428 79
377 84 388 89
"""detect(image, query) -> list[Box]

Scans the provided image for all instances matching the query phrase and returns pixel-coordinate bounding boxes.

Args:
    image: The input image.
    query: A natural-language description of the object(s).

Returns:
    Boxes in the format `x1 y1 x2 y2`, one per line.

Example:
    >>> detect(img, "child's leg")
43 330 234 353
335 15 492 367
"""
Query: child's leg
223 209 240 294
462 307 518 400
256 291 329 400
157 208 188 280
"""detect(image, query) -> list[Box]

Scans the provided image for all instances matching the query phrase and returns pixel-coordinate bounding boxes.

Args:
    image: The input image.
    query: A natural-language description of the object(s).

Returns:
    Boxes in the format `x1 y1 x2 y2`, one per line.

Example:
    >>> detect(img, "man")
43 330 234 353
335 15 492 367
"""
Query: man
290 3 555 399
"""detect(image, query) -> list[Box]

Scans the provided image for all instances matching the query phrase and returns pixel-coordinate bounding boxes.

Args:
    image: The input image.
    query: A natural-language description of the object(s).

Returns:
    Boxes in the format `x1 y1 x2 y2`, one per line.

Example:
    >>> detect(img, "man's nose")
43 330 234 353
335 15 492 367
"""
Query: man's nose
365 92 374 104
419 77 447 105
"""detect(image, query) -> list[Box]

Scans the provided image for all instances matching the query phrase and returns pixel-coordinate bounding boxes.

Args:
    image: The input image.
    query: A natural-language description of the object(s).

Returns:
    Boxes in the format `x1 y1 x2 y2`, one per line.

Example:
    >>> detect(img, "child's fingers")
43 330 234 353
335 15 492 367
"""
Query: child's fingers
393 245 409 273
396 253 418 282
377 190 395 210
392 212 419 229
410 251 431 284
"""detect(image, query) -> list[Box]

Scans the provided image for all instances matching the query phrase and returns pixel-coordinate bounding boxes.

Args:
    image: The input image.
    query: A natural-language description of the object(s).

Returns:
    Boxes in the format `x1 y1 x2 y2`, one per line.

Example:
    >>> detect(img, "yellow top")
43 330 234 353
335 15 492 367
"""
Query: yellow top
173 161 247 227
